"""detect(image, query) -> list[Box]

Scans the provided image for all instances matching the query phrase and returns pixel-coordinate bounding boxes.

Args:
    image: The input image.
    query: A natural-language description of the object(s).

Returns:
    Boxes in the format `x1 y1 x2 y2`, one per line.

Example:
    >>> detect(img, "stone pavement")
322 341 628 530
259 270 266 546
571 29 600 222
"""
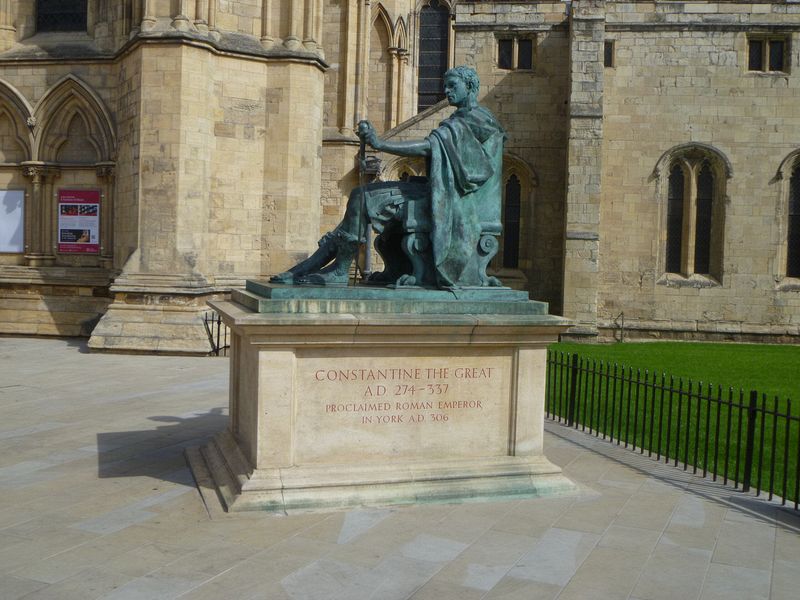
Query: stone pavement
1 336 798 600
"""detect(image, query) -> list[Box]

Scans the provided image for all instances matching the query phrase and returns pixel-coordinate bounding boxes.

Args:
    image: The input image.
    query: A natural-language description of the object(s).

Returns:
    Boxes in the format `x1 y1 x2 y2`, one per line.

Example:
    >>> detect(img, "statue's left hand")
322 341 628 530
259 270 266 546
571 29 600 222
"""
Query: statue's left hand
357 120 379 149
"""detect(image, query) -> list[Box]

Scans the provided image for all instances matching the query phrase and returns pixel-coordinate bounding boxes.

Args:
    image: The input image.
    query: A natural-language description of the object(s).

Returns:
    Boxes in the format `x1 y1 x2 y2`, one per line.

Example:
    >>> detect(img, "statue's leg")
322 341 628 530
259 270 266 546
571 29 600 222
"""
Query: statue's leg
296 232 358 285
338 188 368 242
292 188 367 285
269 232 338 283
271 188 368 284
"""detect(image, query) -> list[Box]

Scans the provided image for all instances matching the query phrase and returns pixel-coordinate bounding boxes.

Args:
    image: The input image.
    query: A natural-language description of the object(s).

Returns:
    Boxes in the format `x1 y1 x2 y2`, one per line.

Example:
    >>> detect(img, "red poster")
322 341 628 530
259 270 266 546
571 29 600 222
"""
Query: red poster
58 189 100 254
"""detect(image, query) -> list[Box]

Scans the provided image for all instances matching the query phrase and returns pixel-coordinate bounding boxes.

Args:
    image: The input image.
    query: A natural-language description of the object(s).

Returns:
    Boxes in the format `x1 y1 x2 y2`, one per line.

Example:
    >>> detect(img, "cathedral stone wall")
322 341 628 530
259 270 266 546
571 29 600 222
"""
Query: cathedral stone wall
0 1 326 352
600 1 800 340
1 1 798 350
452 2 571 311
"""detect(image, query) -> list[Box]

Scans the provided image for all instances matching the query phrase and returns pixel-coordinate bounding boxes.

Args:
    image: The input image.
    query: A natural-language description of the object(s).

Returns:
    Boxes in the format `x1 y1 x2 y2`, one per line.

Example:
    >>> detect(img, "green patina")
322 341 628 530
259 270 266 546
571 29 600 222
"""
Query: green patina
270 65 508 290
235 283 554 318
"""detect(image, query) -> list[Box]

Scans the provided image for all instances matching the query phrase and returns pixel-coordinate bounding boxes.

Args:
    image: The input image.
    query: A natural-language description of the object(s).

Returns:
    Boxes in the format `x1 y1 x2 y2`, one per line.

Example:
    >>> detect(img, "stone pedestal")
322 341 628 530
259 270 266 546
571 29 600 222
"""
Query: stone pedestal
190 284 575 512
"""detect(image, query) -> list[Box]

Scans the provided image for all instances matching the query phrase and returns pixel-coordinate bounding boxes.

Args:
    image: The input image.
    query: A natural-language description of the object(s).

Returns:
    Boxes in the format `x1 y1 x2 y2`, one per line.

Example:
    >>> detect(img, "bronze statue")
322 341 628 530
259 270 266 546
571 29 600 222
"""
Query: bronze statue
271 65 506 289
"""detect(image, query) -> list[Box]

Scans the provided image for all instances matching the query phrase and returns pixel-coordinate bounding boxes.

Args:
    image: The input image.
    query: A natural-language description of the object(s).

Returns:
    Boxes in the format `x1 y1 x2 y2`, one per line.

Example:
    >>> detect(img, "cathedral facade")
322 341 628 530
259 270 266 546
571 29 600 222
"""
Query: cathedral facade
0 1 798 352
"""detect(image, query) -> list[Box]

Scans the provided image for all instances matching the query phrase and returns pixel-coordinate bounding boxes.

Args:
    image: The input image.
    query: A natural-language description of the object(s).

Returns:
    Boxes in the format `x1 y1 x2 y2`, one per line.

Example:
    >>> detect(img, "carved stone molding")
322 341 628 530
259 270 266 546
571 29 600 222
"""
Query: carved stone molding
96 163 116 179
21 164 60 183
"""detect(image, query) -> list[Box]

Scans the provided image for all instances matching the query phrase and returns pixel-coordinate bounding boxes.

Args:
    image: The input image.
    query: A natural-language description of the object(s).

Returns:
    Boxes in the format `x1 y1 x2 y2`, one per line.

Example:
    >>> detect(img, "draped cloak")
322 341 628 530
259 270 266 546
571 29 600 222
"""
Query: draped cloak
426 105 506 287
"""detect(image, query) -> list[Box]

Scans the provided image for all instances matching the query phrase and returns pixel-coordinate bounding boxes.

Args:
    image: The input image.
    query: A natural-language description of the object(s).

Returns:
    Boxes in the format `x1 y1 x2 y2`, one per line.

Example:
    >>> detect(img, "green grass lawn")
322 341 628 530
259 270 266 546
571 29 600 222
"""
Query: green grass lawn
546 341 800 505
550 341 800 401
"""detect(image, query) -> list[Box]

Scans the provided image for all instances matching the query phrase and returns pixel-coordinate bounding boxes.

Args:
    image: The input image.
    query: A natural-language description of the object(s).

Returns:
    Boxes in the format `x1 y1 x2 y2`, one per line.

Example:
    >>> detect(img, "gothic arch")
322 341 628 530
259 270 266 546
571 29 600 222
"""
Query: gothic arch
371 3 394 36
369 7 394 133
776 148 800 180
32 75 116 163
654 142 733 182
52 111 103 164
775 148 800 281
503 152 539 188
0 79 34 161
653 143 730 282
498 154 537 271
378 156 425 181
394 17 407 49
415 0 454 13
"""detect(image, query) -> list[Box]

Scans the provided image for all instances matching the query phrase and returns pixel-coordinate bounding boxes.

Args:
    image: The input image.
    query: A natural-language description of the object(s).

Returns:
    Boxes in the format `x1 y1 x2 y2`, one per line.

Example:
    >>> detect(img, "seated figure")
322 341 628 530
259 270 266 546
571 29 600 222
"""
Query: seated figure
271 65 506 288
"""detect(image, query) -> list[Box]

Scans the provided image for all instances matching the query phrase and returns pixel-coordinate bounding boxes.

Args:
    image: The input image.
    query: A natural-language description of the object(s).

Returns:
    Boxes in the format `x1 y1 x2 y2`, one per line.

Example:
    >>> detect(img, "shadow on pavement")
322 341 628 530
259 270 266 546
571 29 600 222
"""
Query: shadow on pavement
547 421 800 535
63 336 91 353
96 407 227 485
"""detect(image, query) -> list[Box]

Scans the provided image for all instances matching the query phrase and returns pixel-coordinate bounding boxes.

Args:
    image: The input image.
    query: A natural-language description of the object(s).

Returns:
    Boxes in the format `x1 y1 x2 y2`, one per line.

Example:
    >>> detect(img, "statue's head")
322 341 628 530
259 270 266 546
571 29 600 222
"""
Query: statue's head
444 66 480 97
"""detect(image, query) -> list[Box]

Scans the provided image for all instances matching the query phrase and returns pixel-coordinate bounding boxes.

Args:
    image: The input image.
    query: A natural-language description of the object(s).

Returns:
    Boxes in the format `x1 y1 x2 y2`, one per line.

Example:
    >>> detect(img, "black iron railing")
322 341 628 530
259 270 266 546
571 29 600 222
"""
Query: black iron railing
546 351 800 509
203 311 229 357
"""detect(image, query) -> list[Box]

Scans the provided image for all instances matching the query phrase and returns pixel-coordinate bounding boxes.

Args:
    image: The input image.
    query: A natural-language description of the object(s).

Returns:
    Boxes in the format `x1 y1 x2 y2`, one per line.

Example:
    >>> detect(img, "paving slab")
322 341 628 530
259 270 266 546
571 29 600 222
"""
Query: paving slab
1 336 799 599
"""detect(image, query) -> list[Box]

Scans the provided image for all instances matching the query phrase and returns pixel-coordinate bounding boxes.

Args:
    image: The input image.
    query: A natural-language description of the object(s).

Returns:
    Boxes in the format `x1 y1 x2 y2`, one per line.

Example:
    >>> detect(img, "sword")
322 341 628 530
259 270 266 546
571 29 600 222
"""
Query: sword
356 120 372 283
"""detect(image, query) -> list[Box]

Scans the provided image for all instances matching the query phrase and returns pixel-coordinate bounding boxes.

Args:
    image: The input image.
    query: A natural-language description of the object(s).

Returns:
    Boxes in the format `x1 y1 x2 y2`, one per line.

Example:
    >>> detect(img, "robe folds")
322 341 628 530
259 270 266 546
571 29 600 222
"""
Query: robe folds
427 105 506 286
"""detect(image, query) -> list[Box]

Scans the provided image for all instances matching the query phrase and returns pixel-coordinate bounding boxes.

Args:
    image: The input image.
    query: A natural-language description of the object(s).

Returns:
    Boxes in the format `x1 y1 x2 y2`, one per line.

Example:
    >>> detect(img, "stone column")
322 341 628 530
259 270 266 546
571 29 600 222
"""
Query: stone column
387 47 407 129
129 0 142 36
261 0 275 48
284 0 304 50
0 0 16 52
397 49 408 123
22 164 59 267
561 0 605 336
339 0 359 134
207 0 218 32
388 48 398 127
96 163 115 269
303 0 315 52
194 0 208 31
355 0 370 121
314 0 324 58
172 0 194 31
142 0 157 31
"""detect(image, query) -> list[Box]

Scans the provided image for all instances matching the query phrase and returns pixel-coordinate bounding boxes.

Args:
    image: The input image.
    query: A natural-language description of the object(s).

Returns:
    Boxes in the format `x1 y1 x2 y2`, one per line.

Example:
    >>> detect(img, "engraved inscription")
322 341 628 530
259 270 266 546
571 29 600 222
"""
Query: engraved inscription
293 349 512 462
314 365 493 425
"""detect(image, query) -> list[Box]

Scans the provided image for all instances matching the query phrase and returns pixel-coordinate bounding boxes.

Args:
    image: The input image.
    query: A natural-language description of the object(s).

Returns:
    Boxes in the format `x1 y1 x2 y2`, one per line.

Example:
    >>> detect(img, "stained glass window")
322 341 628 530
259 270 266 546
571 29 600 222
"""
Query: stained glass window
694 163 714 275
666 165 684 274
503 175 521 269
417 0 450 112
788 165 800 278
37 0 88 32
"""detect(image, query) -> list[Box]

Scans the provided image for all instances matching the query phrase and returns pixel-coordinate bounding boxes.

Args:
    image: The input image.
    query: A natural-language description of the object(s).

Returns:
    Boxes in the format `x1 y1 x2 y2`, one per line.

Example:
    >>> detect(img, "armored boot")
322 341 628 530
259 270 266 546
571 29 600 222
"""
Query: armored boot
297 233 359 286
269 232 338 284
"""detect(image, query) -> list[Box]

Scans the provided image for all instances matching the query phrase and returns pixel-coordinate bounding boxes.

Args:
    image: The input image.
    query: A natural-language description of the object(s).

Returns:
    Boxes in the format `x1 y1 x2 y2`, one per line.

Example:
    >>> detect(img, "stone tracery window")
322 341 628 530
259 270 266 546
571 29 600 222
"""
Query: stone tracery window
658 146 729 282
787 163 800 278
493 159 536 278
417 0 450 112
665 165 684 274
502 174 521 268
694 163 714 275
37 0 88 33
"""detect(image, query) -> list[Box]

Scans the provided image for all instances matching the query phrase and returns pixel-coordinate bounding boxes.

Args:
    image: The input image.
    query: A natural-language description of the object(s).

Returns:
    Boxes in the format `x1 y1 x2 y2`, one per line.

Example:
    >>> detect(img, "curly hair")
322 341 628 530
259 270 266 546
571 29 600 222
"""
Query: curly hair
444 65 480 94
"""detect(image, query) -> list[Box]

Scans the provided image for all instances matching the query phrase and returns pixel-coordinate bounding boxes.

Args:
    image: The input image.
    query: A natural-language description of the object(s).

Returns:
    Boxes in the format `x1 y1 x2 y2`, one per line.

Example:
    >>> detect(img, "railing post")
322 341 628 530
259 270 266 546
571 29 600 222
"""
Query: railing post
742 390 758 493
567 353 580 427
